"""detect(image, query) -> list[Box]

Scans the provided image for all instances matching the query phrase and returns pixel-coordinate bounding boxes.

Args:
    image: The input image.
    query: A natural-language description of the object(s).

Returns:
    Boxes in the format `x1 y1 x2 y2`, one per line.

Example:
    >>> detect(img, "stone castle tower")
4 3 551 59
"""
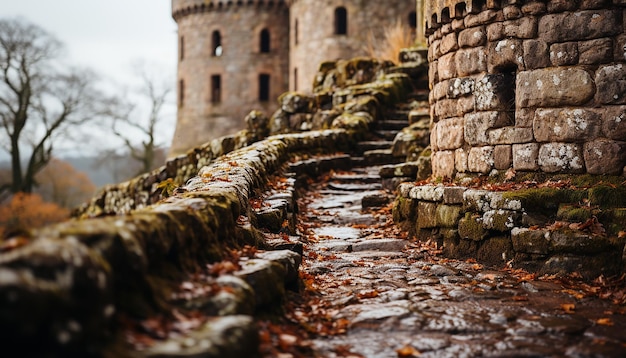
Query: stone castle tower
169 0 416 157
426 0 626 177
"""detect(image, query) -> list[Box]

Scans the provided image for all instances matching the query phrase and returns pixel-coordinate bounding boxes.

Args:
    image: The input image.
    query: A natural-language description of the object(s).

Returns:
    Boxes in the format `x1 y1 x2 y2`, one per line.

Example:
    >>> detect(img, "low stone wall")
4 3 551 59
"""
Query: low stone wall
394 181 626 279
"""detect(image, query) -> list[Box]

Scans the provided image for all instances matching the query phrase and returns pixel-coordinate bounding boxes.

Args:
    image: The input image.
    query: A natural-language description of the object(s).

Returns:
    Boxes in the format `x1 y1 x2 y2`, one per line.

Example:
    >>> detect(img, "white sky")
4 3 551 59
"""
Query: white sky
1 0 179 157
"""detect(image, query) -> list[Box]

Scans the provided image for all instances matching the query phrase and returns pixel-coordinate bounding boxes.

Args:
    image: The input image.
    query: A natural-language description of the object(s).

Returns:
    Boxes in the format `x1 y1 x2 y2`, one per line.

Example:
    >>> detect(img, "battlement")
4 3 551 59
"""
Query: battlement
172 0 287 20
425 0 498 32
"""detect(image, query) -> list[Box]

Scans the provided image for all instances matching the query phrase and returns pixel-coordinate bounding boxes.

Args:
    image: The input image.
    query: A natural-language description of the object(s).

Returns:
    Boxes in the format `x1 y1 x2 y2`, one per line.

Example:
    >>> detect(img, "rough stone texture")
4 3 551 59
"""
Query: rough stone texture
467 146 494 174
578 38 613 65
538 10 620 43
488 127 533 145
464 112 510 146
432 150 456 178
549 42 579 66
533 108 601 142
433 117 464 150
602 105 626 140
538 143 585 173
595 64 626 104
583 139 626 175
455 47 487 76
458 27 486 48
523 39 550 69
474 74 516 112
455 148 469 173
487 38 524 72
494 145 512 170
517 68 595 108
513 143 539 171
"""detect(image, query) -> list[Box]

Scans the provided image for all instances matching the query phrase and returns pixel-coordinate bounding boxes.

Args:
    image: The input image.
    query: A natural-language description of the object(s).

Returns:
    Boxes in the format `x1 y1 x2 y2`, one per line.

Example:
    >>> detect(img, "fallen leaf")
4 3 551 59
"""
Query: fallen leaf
561 303 576 313
397 345 421 357
512 295 529 302
596 318 614 326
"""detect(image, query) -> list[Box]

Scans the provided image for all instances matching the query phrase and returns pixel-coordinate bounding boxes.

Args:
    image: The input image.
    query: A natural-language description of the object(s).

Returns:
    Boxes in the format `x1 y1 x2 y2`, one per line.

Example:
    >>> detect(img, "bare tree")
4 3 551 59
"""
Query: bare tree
108 64 172 175
0 18 102 194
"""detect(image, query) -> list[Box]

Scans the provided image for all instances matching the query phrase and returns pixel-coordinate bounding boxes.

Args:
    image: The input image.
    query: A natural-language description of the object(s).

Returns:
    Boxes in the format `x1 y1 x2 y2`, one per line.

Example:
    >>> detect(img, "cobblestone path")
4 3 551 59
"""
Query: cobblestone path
264 165 626 358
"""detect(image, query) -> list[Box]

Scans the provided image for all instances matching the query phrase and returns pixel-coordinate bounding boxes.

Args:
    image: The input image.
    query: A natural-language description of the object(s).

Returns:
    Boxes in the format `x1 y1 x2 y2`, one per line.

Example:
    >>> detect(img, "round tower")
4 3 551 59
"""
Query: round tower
426 0 626 177
287 0 417 92
170 0 289 157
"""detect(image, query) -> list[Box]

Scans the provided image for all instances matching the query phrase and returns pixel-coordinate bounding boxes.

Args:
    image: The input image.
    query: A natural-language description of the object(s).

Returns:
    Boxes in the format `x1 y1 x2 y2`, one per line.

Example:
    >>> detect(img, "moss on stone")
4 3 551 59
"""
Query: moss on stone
458 213 488 241
502 188 587 217
556 204 595 222
588 184 626 208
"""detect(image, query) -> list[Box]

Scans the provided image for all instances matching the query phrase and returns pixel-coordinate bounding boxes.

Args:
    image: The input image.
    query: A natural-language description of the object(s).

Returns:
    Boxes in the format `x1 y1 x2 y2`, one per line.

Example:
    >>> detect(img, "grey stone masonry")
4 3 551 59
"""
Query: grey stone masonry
426 0 626 177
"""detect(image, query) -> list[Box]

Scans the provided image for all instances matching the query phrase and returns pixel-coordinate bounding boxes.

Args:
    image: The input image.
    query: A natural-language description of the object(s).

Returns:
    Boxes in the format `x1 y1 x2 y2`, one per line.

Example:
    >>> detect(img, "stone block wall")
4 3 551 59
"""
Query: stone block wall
426 0 626 178
395 182 626 279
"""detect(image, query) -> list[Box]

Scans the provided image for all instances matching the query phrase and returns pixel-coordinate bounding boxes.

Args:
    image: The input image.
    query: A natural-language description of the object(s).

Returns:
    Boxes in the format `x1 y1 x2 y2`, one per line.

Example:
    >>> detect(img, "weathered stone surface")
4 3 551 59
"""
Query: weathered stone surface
391 120 431 157
548 230 614 255
602 105 626 140
433 98 460 120
488 39 524 72
521 1 546 15
578 38 613 65
448 77 474 99
143 316 258 358
538 143 585 173
432 80 449 101
511 228 550 255
458 214 488 241
429 60 439 84
352 239 406 252
380 162 419 178
455 47 487 76
456 96 475 114
463 189 492 212
483 210 520 232
488 127 533 145
515 108 535 128
533 108 601 142
455 148 468 173
256 250 302 287
235 259 285 308
474 73 516 112
418 201 439 229
458 26 486 48
503 5 522 20
432 150 456 178
487 17 537 41
407 184 445 202
523 39 550 69
494 145 512 170
477 236 514 266
438 52 457 80
468 146 494 174
436 204 463 228
464 10 503 28
513 143 539 171
433 117 464 150
465 112 510 146
595 64 626 104
549 42 579 66
440 32 459 55
583 139 626 175
443 187 467 205
517 68 595 108
540 252 623 279
538 10 620 43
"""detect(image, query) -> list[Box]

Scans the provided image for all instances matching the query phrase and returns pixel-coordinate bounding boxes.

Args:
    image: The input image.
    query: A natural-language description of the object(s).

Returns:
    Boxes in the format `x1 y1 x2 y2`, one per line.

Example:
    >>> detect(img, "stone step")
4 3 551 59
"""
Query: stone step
332 172 382 184
408 108 431 124
382 110 410 121
399 47 428 64
356 140 393 154
377 119 408 131
363 149 406 166
373 130 399 141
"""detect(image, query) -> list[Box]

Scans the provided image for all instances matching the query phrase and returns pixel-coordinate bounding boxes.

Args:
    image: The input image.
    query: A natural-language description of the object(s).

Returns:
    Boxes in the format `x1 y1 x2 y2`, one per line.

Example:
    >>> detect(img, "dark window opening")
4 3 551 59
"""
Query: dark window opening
409 11 417 29
211 75 221 103
260 29 270 53
180 36 184 60
431 14 438 27
334 7 347 35
496 65 517 125
295 19 299 45
179 79 184 107
259 74 270 102
212 30 222 56
293 68 298 92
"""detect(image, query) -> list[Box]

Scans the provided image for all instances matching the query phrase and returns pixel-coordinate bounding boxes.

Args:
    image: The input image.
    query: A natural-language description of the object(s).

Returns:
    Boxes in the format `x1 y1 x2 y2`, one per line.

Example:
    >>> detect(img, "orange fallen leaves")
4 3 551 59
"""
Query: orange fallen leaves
560 303 576 313
397 345 421 357
596 318 614 326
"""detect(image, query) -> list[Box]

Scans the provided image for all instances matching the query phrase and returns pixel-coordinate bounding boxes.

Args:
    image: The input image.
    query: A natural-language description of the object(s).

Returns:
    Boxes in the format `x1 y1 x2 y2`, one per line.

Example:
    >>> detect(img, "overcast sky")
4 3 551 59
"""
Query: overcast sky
1 0 178 158
2 0 177 84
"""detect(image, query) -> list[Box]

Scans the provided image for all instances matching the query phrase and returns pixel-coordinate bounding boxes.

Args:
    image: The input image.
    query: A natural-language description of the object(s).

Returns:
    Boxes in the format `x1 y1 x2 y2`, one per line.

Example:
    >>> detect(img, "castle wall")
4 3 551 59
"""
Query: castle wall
288 0 416 92
170 0 289 157
427 0 626 177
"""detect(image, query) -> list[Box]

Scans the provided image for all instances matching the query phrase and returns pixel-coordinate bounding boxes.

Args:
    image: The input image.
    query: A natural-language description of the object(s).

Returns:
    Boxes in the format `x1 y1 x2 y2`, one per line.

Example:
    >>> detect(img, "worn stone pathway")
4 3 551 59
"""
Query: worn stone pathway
269 165 626 358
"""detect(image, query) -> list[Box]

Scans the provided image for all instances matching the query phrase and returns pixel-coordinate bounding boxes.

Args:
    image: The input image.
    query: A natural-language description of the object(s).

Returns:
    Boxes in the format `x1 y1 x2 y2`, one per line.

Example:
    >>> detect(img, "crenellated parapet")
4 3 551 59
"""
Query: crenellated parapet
172 0 287 20
425 0 532 33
